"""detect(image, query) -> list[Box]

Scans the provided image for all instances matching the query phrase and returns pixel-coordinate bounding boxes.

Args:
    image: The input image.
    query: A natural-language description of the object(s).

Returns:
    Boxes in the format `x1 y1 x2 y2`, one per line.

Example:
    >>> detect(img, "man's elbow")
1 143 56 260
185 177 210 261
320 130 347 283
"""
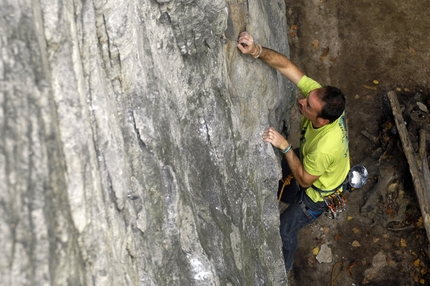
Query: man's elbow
299 182 312 189
297 174 319 189
297 179 312 188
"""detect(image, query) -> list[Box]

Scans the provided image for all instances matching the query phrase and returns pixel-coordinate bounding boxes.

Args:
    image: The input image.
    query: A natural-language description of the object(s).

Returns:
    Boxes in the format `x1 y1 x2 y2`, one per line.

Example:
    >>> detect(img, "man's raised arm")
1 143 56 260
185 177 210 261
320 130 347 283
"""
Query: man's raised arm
237 32 304 86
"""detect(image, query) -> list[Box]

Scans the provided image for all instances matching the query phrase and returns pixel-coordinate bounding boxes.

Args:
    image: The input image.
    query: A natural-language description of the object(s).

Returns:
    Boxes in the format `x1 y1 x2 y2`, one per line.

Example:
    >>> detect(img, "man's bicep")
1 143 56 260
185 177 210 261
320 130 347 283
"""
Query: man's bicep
278 65 304 86
302 152 330 187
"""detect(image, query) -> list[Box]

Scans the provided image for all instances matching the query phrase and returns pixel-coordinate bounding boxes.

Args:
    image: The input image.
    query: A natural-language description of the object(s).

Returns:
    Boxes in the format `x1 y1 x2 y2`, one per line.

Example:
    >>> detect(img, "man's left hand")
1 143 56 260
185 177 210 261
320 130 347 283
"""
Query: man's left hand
237 32 256 55
263 127 288 150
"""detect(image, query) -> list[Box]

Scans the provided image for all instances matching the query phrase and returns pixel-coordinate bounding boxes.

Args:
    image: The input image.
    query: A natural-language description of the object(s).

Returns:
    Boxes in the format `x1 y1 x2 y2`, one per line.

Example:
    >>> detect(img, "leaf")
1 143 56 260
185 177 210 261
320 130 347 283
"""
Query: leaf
373 80 379 85
289 26 297 37
353 227 360 234
347 216 353 220
386 122 393 129
312 39 319 49
363 85 377 90
313 246 320 255
416 216 423 227
351 240 361 247
414 259 421 267
347 260 356 276
400 238 407 247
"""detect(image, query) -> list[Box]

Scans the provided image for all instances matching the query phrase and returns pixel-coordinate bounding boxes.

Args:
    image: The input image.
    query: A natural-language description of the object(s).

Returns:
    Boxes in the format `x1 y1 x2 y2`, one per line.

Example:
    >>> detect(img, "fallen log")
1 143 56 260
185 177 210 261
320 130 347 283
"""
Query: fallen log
387 91 430 243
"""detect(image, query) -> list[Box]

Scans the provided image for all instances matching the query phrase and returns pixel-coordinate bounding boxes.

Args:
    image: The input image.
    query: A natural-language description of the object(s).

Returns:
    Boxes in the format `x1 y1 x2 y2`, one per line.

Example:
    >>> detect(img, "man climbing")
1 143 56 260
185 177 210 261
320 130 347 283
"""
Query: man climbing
237 31 350 273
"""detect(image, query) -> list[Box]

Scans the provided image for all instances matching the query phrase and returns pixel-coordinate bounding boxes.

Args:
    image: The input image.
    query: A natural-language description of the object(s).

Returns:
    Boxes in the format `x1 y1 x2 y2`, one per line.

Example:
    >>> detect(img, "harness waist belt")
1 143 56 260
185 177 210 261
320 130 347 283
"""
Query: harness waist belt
311 179 347 195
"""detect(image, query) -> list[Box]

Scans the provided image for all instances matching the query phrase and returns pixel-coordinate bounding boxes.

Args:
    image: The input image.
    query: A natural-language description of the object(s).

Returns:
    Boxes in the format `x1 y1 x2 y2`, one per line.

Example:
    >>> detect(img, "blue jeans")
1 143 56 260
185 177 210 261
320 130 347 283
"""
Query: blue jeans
279 191 327 273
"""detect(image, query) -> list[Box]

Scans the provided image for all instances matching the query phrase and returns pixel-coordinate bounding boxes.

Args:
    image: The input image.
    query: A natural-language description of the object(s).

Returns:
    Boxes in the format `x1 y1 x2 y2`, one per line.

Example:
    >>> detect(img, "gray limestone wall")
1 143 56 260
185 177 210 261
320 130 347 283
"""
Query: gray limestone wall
0 0 295 285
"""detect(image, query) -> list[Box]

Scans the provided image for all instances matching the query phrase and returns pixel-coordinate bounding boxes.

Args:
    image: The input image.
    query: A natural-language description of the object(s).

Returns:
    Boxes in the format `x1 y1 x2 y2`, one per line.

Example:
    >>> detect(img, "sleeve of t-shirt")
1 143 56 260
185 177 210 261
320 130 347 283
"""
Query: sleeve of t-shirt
297 75 322 98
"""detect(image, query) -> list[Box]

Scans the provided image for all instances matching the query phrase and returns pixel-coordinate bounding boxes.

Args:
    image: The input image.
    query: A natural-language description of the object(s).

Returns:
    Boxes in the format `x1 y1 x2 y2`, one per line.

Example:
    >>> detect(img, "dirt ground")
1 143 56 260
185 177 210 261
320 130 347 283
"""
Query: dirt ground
282 0 430 285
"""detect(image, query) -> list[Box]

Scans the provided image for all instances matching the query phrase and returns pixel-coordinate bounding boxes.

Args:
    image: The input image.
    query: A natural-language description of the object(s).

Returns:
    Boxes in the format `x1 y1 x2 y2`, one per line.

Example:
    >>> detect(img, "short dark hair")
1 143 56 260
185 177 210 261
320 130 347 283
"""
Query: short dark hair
317 86 346 123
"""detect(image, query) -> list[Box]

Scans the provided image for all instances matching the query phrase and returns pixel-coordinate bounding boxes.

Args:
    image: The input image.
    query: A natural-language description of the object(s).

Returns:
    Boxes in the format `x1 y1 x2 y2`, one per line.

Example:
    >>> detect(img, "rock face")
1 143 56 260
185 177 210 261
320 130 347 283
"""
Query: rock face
1 0 294 285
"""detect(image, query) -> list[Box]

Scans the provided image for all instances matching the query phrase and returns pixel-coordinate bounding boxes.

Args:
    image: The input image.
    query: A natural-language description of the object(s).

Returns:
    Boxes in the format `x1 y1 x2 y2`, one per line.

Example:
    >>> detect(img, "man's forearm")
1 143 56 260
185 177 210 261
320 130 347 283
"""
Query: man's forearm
284 148 320 188
258 47 304 86
263 127 318 187
259 47 292 71
237 32 304 85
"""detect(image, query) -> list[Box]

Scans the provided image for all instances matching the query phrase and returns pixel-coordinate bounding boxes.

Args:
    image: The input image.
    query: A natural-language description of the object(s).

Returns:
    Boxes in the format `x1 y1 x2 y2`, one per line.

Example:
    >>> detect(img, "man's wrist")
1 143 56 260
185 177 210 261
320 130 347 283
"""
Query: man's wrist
281 144 293 154
279 141 289 151
252 44 262 58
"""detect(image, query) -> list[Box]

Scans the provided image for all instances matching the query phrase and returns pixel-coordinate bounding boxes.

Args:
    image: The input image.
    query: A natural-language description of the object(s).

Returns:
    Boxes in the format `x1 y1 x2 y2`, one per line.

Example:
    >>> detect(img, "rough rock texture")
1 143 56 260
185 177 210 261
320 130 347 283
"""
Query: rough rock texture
1 0 294 285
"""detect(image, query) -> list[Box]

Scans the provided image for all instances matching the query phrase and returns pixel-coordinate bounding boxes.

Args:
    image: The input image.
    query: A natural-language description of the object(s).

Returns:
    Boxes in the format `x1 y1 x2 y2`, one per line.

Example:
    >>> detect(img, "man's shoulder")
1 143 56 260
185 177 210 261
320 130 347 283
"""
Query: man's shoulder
297 76 322 97
319 124 347 147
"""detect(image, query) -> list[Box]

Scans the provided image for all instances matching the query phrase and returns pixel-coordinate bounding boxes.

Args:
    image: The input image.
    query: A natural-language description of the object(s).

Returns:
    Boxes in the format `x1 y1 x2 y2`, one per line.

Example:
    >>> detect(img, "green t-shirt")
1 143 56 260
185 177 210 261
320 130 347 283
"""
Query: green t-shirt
297 76 350 202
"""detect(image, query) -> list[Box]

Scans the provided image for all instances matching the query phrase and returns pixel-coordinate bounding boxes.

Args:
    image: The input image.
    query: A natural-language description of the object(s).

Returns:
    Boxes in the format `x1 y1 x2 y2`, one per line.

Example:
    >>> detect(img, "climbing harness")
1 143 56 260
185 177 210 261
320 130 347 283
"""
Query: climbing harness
277 164 369 219
312 164 369 220
312 181 348 220
298 191 324 219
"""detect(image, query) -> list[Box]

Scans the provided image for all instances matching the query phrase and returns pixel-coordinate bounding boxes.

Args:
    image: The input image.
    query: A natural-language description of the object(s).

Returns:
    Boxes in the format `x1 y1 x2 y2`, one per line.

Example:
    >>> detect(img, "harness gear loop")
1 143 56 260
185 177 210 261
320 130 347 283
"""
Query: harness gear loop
312 180 348 219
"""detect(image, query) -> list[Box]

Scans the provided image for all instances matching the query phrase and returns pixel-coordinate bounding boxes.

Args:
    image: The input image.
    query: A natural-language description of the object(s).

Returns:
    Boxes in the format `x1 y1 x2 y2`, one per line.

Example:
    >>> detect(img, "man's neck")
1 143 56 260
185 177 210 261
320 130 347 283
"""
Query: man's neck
311 117 331 129
312 121 324 129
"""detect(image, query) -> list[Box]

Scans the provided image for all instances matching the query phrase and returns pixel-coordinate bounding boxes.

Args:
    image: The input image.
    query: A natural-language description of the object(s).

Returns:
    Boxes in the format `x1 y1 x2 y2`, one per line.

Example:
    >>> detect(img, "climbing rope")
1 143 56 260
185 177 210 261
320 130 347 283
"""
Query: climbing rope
278 174 294 202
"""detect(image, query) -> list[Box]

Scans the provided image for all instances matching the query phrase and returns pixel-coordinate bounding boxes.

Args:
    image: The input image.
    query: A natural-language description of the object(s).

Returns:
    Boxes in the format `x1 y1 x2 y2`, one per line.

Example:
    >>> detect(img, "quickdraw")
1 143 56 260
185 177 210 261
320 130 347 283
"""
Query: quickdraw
322 189 347 220
312 181 348 220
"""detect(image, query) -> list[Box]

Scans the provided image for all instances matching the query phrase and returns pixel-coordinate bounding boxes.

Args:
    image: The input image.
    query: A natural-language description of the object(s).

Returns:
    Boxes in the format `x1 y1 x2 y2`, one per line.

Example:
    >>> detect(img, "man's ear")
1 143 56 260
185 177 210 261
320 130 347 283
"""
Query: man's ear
317 117 330 126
